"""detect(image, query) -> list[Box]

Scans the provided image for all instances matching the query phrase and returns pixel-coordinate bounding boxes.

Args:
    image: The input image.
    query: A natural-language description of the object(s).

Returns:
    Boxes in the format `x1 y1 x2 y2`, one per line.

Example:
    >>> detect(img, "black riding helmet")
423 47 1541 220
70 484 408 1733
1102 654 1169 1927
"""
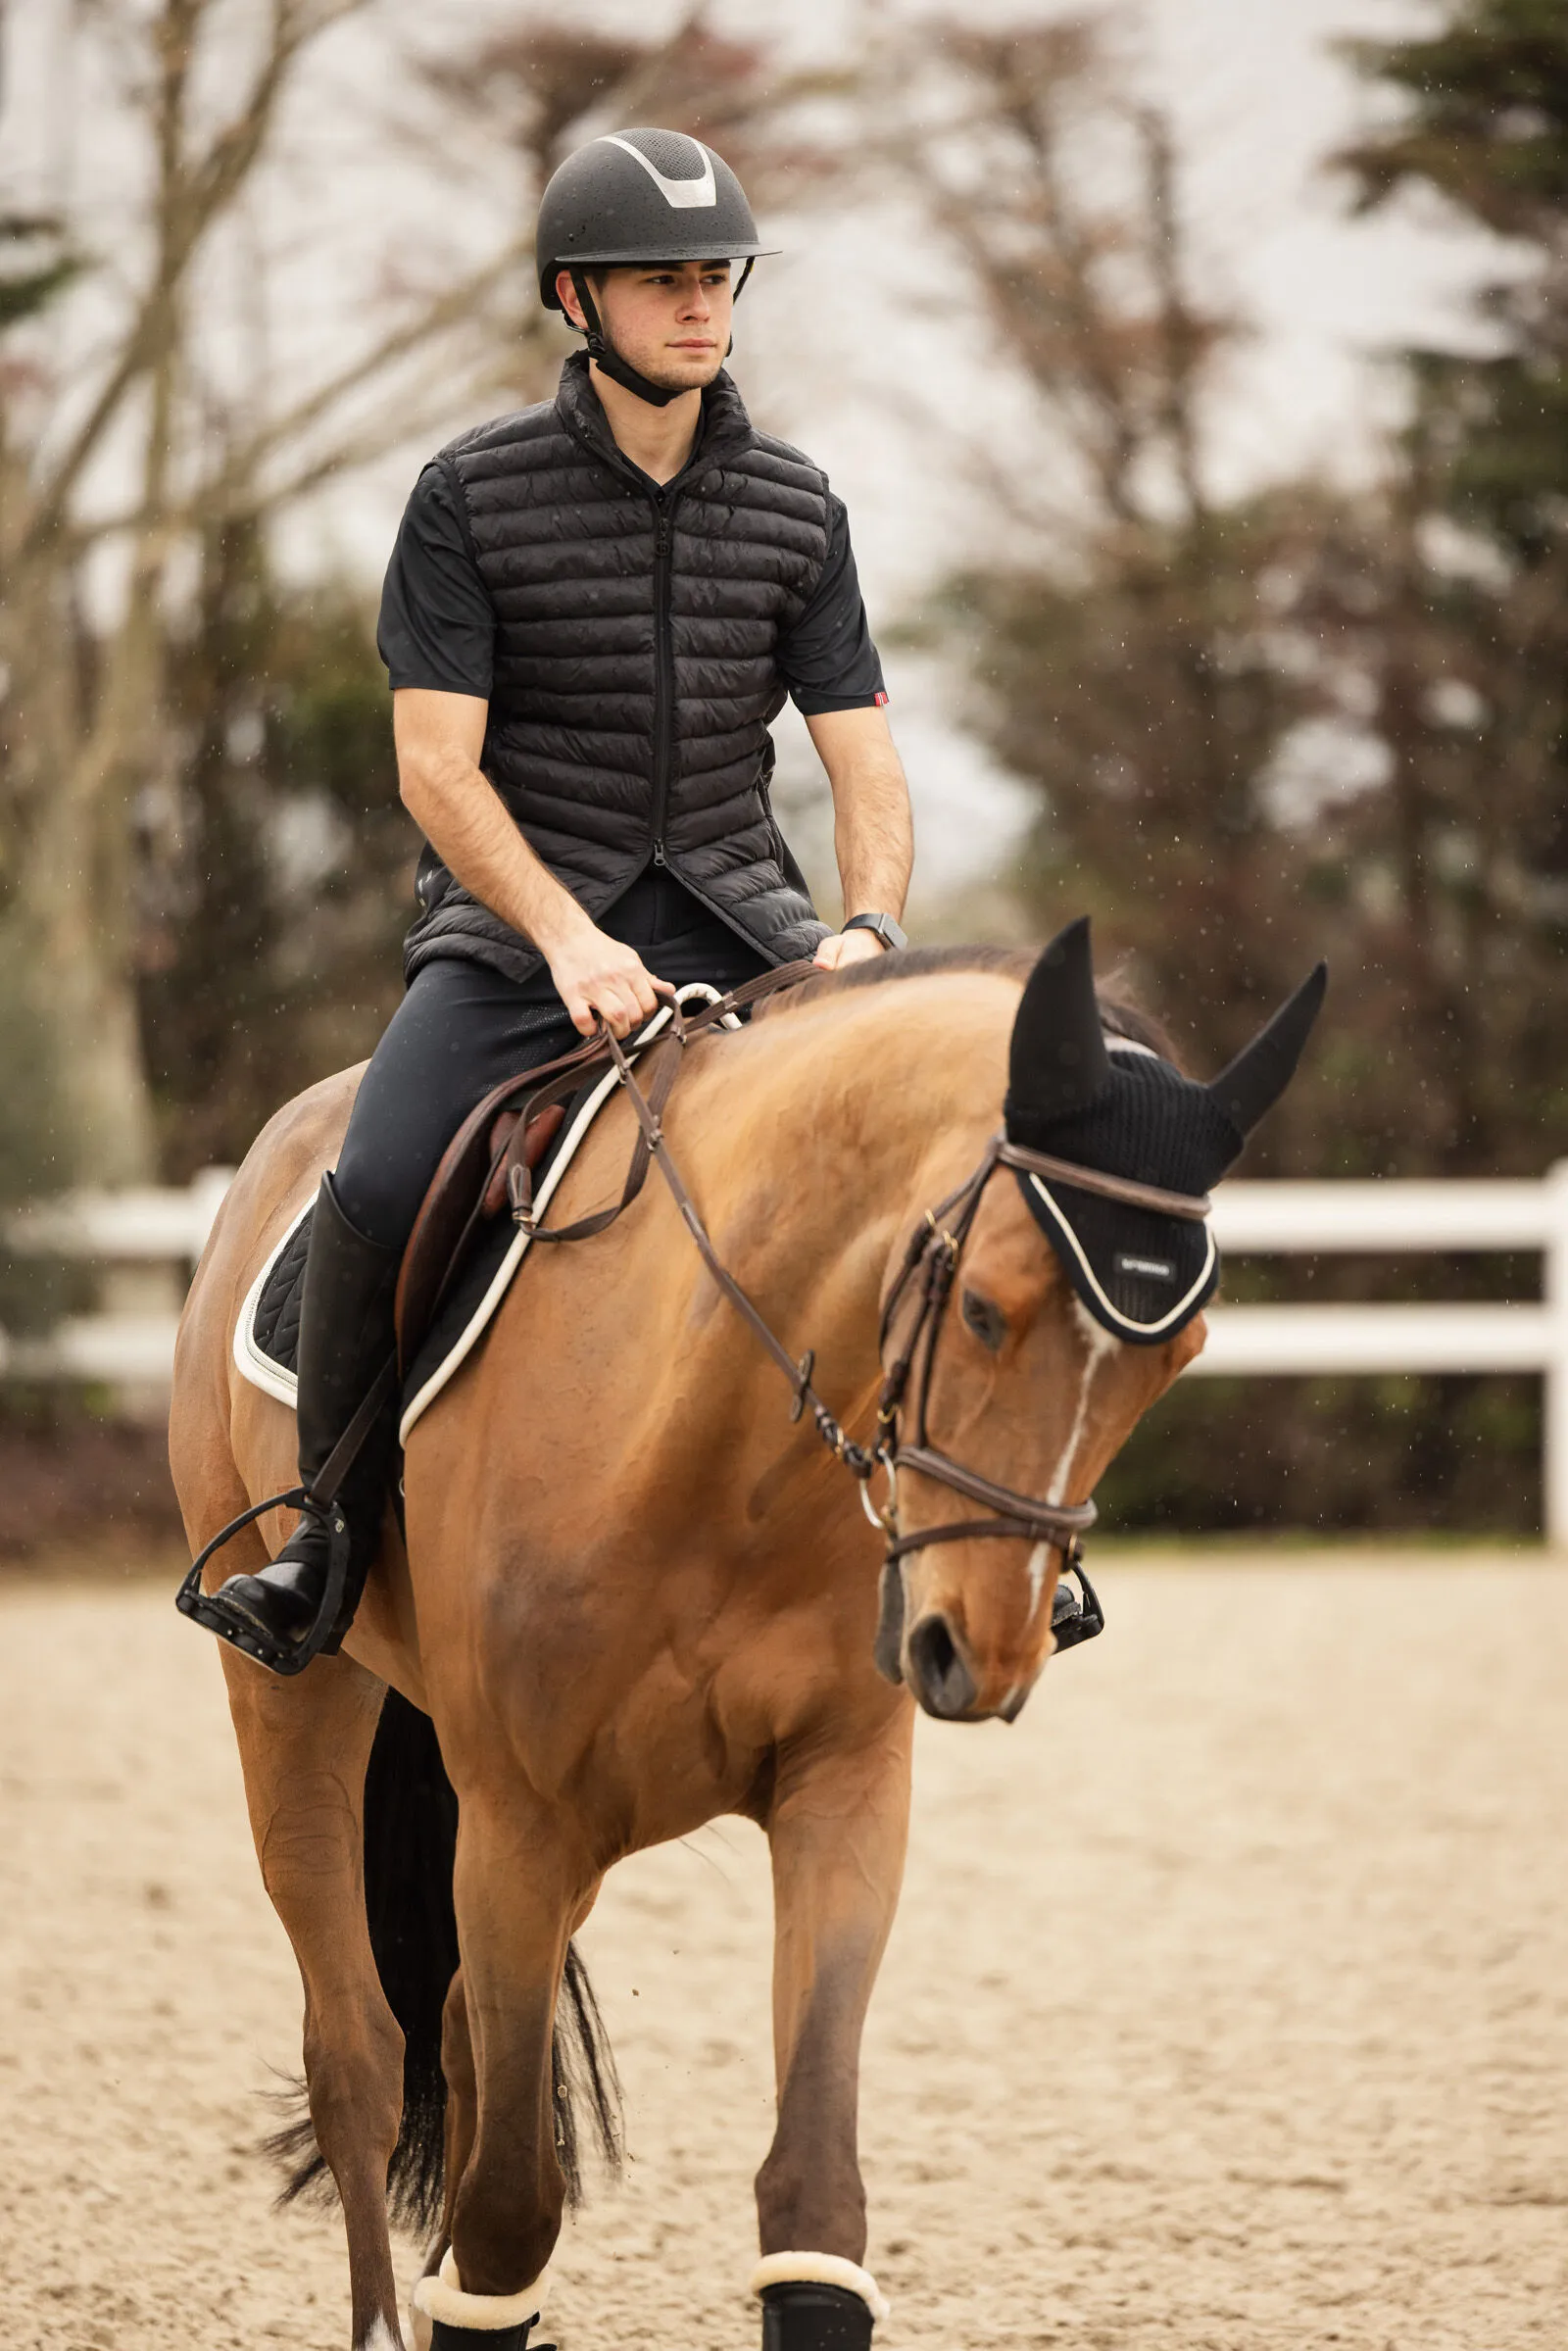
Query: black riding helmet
535 127 776 408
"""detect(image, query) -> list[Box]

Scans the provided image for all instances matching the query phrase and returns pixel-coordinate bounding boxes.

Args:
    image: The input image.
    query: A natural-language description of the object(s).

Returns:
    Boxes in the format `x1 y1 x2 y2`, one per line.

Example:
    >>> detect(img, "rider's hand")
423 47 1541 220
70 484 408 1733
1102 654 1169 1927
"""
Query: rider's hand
812 925 888 974
549 923 668 1038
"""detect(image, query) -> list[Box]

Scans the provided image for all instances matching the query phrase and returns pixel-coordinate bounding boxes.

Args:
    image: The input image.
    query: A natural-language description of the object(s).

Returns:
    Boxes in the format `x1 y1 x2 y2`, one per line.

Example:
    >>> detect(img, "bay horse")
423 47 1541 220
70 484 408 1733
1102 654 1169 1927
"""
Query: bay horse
169 921 1322 2351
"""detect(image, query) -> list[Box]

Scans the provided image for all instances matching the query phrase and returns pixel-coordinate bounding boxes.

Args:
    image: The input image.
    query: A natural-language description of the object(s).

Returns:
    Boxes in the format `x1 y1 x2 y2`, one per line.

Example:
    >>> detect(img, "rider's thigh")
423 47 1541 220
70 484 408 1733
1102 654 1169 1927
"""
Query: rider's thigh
332 957 575 1249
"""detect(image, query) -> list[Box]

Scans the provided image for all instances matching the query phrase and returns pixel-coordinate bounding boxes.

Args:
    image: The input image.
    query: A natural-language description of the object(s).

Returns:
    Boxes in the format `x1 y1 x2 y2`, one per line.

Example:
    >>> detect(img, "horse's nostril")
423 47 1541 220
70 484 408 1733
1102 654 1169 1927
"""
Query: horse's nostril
906 1613 978 1720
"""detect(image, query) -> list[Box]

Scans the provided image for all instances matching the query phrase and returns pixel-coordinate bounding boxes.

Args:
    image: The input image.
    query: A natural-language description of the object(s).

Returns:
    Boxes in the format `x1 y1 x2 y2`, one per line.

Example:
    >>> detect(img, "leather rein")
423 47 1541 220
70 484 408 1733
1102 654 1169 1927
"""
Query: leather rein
511 961 1212 1575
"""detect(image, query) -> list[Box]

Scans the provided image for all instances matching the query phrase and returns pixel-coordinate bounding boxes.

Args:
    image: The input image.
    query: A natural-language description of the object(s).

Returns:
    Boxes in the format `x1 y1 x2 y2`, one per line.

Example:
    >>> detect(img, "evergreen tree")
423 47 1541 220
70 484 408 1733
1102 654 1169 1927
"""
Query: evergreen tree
1343 0 1568 555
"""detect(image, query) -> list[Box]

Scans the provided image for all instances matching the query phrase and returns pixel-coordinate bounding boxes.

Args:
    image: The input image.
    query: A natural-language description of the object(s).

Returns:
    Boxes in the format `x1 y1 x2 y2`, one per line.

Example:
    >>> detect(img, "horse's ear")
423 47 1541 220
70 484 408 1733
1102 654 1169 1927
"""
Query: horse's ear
1004 916 1112 1135
1206 962 1328 1138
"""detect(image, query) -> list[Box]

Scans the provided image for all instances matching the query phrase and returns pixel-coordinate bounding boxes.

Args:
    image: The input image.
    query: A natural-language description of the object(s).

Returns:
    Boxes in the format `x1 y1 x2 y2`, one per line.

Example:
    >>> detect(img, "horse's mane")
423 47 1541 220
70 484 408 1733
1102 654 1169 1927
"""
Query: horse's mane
756 942 1179 1062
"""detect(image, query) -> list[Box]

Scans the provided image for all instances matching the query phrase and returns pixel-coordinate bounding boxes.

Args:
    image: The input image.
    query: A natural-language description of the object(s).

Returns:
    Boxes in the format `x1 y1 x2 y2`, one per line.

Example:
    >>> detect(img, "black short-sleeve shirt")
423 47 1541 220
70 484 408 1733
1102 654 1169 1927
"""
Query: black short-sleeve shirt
377 461 886 716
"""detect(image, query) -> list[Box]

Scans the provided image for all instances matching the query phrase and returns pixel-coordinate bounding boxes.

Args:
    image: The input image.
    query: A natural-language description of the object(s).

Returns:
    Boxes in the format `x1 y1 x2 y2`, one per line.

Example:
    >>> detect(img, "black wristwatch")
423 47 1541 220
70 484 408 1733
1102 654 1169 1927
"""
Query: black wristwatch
842 910 907 953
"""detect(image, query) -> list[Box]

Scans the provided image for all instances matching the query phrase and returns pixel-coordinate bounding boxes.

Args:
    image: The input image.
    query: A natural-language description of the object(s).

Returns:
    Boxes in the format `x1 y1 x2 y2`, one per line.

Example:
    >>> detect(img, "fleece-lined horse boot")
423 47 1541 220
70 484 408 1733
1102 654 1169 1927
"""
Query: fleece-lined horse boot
753 2258 889 2349
209 1173 400 1670
413 2252 555 2348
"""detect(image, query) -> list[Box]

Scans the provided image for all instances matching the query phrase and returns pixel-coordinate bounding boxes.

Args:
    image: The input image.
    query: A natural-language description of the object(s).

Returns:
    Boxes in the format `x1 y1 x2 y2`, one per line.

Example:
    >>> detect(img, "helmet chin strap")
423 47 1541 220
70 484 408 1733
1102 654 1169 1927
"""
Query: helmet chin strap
569 261 755 411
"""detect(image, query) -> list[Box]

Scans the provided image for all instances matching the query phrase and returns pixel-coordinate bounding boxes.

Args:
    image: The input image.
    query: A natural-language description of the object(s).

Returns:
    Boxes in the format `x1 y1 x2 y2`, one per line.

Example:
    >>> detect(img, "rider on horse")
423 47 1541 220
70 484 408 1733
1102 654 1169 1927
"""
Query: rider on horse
197 127 915 1673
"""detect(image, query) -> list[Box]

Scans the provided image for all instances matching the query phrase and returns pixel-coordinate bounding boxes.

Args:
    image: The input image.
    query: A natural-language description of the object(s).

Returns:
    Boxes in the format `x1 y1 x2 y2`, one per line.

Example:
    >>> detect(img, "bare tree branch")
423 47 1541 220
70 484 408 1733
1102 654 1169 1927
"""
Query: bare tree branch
17 0 368 562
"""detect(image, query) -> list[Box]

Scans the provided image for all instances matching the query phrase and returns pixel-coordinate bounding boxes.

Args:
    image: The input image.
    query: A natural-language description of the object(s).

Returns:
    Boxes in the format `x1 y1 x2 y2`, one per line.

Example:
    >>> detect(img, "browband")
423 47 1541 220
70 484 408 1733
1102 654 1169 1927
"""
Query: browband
997 1140 1210 1223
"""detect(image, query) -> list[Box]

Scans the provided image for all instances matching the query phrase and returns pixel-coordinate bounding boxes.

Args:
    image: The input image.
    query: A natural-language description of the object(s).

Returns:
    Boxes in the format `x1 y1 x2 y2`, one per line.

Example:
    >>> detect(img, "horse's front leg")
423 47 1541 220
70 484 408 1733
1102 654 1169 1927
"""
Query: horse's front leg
755 1708 913 2347
410 1781 586 2342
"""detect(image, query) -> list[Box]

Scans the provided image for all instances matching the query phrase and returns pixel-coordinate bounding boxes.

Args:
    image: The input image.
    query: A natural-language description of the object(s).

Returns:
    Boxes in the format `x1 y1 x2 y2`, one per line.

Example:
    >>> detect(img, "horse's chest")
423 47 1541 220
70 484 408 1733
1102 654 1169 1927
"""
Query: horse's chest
562 1613 862 1845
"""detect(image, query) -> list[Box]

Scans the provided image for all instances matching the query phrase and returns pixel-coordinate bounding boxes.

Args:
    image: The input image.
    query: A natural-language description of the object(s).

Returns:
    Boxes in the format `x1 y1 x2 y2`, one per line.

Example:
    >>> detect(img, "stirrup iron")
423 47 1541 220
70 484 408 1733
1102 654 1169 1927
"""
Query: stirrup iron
1051 1552 1104 1651
174 1486 353 1676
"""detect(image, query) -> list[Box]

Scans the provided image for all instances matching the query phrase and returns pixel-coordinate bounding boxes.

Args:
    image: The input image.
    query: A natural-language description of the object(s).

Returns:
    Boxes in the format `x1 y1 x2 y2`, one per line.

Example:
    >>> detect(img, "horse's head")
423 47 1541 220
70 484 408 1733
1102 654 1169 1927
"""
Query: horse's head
880 917 1325 1724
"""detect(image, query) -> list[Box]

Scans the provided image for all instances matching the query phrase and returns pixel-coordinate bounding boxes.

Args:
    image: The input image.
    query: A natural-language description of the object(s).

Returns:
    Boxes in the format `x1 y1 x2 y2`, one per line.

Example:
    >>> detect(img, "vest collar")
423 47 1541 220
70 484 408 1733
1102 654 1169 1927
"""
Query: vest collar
555 351 756 482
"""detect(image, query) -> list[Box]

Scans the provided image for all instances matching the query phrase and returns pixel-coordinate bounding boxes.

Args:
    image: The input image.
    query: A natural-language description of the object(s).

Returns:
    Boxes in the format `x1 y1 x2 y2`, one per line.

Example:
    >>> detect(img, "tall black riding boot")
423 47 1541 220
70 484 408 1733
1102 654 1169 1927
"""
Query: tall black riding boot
213 1173 401 1667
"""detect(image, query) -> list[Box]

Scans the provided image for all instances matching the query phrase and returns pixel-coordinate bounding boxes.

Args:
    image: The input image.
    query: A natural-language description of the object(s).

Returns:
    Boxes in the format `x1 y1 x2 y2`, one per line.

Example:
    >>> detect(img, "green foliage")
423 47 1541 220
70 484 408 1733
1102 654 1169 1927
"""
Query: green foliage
1343 0 1568 555
135 521 415 1177
1342 2 1568 238
1098 1371 1541 1538
0 213 85 331
0 934 69 1207
0 931 80 1337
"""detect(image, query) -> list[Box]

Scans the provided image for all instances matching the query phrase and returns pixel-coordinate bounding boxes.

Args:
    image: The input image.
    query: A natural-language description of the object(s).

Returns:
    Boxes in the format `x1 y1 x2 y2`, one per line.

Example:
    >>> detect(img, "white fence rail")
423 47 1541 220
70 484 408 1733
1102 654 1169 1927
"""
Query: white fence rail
6 1165 1568 1540
1199 1168 1568 1545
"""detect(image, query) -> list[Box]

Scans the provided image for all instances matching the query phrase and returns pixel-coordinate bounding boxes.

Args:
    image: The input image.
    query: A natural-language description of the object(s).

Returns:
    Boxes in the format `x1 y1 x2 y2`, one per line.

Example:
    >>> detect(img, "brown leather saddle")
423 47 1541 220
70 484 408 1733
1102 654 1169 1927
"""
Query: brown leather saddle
392 965 819 1377
394 1070 575 1375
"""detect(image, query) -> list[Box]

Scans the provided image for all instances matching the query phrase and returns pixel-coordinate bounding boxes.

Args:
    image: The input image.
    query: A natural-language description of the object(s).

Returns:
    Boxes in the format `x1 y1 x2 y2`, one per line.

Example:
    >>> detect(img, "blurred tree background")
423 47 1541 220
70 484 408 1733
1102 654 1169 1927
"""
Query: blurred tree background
0 0 1563 1541
911 0 1568 1535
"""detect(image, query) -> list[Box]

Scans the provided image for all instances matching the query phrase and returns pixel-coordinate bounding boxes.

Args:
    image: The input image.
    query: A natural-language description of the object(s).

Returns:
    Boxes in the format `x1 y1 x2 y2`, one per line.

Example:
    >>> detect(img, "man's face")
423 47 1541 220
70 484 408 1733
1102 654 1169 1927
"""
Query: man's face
557 261 734 391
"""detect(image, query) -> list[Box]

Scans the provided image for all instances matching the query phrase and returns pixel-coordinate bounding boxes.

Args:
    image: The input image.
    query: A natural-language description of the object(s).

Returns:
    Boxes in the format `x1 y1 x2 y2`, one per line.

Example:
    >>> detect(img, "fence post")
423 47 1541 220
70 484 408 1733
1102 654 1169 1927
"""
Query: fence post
1544 1161 1568 1553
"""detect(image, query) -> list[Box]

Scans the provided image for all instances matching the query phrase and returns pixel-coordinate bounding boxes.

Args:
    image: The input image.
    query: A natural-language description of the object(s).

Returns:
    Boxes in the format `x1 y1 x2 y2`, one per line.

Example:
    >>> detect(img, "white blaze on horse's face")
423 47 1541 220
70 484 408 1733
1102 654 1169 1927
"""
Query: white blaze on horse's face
897 1176 1204 1723
1047 1300 1120 1506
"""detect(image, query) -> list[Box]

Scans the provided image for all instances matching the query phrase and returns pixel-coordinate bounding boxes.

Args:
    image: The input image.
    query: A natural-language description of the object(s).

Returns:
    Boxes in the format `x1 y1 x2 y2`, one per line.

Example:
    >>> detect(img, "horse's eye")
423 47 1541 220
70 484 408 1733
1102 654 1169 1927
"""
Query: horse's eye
961 1288 1007 1351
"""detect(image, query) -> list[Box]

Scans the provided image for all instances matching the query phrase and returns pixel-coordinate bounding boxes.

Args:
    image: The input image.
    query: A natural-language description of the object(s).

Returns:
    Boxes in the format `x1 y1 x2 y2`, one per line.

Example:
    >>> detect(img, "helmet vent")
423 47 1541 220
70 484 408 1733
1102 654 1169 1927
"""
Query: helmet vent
604 129 717 209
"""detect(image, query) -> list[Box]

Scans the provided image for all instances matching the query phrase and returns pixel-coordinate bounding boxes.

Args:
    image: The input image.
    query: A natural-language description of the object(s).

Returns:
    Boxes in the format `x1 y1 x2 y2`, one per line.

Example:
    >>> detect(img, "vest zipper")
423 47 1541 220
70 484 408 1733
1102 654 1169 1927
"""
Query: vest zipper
650 494 676 863
641 472 793 956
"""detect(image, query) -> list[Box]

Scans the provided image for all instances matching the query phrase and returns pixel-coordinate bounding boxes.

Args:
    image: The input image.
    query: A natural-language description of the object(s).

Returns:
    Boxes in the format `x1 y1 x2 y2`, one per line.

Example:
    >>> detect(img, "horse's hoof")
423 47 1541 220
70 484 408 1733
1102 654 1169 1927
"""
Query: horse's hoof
760 2281 875 2349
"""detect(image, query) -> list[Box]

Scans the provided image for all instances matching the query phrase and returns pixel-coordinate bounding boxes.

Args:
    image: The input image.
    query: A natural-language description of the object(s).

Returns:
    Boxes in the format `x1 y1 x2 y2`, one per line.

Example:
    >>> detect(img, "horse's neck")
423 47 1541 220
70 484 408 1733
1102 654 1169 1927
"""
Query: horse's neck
678 988 1004 1378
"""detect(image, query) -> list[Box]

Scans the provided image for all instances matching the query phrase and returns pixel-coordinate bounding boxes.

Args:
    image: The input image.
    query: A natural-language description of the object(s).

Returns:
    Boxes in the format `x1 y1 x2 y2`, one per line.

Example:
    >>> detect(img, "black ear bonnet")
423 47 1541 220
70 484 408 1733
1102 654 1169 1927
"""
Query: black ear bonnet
1004 919 1326 1346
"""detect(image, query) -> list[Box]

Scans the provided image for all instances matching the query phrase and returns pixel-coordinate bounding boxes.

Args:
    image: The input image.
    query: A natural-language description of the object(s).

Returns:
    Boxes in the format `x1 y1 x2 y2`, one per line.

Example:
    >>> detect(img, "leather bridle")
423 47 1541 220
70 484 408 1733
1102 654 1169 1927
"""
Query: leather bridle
527 965 1212 1585
867 1133 1207 1566
874 1140 1099 1565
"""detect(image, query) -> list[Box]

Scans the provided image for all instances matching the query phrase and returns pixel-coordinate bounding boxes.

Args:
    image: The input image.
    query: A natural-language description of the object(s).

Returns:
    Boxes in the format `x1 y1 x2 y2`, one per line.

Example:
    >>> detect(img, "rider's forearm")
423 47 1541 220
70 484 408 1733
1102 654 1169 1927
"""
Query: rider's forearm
394 691 664 1034
400 740 592 957
806 710 914 920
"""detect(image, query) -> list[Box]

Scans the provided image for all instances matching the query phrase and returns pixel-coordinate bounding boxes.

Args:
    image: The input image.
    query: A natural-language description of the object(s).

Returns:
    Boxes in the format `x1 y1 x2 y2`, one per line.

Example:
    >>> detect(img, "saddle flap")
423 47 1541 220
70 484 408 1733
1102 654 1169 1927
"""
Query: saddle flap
391 967 818 1390
395 1092 565 1375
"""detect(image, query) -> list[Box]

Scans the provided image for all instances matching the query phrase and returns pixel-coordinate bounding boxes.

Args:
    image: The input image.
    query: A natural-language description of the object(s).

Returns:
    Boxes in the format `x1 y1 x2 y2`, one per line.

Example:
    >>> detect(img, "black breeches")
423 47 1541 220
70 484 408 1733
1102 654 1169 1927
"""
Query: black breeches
332 919 771 1252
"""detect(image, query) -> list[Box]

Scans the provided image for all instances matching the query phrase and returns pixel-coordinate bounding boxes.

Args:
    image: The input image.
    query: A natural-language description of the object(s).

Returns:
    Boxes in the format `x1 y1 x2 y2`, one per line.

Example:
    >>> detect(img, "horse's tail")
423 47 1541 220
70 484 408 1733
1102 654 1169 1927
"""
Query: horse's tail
266 1686 623 2230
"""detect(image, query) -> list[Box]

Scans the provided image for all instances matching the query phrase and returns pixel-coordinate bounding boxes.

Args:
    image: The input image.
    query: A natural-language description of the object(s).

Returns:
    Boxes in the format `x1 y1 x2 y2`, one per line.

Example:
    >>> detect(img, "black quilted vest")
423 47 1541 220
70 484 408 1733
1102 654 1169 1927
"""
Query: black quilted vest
403 353 833 984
